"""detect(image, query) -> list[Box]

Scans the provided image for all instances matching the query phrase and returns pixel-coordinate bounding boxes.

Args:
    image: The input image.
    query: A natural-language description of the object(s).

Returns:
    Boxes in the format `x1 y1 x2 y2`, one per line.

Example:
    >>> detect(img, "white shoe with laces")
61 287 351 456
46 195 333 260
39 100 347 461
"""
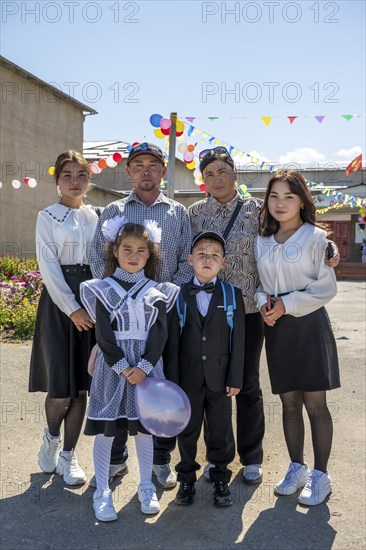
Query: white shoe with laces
38 428 62 473
274 462 309 496
93 489 118 522
138 482 160 515
55 450 86 485
298 469 332 506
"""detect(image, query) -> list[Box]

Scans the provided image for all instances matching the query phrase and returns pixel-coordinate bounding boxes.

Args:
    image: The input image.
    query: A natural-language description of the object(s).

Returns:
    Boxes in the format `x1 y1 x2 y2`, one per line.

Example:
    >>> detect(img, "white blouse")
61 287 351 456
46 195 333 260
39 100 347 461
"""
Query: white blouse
35 203 99 317
255 223 337 318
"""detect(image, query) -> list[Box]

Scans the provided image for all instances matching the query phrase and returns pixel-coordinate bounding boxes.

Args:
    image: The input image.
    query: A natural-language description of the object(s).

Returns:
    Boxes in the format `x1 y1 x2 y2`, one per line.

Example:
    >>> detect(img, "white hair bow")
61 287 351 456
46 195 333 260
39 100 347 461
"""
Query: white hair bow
101 215 162 244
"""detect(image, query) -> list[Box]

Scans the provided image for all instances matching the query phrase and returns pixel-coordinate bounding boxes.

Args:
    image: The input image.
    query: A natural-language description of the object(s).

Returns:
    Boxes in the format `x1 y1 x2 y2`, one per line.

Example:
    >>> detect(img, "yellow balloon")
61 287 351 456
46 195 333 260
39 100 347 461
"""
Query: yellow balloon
186 160 196 170
48 166 55 175
176 119 185 133
239 184 247 193
154 128 165 139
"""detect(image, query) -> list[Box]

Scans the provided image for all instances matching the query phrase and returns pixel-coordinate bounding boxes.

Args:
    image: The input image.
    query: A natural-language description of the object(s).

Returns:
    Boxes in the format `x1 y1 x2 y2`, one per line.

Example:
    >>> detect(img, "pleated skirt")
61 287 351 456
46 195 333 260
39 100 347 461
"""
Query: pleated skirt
264 307 340 395
29 268 95 398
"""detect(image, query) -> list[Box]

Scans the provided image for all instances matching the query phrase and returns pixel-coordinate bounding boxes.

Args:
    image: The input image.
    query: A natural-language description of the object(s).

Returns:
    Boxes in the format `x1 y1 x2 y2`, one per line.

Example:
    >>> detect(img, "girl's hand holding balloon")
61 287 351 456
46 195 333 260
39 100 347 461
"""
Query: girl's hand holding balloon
123 367 146 385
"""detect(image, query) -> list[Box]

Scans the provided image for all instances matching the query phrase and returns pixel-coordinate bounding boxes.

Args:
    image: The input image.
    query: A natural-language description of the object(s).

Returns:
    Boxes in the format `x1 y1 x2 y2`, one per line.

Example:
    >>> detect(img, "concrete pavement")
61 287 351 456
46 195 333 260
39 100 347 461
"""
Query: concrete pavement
0 281 365 549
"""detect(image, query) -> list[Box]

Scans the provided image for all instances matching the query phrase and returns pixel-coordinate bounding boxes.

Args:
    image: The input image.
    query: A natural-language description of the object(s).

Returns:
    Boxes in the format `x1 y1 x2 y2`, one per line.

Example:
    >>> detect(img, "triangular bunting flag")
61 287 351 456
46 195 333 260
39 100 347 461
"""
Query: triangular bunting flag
229 146 234 155
208 137 215 144
342 114 353 121
187 125 194 137
261 117 272 126
288 116 298 124
345 153 362 176
208 117 219 121
315 116 325 123
185 117 196 123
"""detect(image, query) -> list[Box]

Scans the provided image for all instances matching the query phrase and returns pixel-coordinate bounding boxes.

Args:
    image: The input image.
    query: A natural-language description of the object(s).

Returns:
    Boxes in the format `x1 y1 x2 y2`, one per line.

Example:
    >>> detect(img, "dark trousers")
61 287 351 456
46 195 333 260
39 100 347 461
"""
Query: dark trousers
236 312 265 465
176 384 235 484
109 312 264 467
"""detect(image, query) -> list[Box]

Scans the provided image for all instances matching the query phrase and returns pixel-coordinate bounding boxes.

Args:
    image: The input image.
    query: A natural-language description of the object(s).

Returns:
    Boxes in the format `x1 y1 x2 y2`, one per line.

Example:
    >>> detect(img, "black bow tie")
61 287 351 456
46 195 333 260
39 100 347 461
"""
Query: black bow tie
189 282 216 296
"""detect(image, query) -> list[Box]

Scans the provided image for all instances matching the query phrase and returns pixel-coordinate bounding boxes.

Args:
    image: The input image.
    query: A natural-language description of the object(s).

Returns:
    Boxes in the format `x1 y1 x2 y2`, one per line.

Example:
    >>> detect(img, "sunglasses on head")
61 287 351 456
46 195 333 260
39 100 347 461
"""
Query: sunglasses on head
199 147 230 161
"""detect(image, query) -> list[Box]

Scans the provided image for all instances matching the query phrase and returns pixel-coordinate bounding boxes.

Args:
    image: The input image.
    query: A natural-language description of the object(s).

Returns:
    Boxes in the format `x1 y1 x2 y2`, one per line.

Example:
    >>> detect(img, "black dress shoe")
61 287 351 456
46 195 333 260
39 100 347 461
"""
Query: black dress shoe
174 482 196 505
213 481 233 507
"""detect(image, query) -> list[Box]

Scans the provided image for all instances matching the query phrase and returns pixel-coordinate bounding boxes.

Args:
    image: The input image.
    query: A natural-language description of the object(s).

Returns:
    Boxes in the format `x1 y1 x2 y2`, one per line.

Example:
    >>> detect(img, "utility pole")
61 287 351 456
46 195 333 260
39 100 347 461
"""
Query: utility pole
166 112 177 199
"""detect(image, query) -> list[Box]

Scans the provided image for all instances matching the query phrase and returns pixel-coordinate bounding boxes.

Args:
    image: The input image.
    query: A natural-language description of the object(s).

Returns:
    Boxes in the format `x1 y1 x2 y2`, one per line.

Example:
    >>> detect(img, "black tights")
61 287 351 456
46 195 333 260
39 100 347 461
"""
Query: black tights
280 391 333 473
45 392 87 452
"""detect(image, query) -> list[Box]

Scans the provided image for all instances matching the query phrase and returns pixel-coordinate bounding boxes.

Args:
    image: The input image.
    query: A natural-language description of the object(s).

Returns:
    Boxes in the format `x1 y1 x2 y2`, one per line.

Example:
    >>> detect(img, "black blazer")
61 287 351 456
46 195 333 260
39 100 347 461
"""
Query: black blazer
164 278 245 393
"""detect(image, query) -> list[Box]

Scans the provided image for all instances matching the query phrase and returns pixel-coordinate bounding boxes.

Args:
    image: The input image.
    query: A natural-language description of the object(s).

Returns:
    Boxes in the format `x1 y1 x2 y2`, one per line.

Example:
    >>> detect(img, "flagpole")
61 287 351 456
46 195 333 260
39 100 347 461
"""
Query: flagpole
167 112 177 199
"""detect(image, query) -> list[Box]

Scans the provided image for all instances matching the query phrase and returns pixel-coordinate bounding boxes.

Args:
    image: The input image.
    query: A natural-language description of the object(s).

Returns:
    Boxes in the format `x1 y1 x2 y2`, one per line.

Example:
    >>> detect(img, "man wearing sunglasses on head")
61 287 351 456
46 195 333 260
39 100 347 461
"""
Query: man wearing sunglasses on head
189 147 340 485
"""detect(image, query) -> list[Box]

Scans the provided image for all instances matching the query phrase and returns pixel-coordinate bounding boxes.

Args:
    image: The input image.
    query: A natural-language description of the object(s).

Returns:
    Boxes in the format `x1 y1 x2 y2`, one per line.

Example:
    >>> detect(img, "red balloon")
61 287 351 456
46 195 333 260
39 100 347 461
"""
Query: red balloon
161 127 170 136
23 177 30 186
199 183 207 193
176 130 184 137
113 152 122 162
132 141 139 147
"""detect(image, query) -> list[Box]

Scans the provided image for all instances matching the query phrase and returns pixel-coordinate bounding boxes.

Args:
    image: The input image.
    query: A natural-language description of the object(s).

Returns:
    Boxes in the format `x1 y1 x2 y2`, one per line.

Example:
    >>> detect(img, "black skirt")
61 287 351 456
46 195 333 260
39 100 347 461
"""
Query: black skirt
29 266 95 398
84 418 149 437
264 307 340 394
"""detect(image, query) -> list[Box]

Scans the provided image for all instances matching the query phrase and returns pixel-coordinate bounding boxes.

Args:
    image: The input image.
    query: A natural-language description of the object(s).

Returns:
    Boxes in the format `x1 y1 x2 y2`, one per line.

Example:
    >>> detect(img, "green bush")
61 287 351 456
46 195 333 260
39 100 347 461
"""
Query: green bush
0 256 43 340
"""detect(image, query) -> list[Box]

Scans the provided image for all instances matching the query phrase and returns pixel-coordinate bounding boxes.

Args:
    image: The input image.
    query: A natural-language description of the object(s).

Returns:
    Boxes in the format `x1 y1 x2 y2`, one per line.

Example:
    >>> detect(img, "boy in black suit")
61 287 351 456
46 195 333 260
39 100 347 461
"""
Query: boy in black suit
165 231 245 506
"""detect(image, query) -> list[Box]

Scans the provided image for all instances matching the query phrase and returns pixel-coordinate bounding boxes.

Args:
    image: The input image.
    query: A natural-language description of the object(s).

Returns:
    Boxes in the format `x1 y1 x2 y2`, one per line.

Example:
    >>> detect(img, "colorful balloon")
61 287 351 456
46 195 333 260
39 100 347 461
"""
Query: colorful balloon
160 118 171 130
23 177 30 186
98 159 107 169
154 128 165 139
135 378 191 438
12 180 21 189
186 160 196 170
161 126 170 136
183 151 194 163
150 114 163 128
176 130 184 137
48 166 55 176
187 144 195 152
113 152 122 163
199 183 208 193
176 119 185 133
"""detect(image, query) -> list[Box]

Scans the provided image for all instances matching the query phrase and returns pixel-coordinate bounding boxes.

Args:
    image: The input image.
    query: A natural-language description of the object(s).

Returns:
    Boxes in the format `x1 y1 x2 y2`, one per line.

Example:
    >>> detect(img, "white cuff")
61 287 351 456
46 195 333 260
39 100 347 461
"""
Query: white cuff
136 358 154 375
111 357 130 375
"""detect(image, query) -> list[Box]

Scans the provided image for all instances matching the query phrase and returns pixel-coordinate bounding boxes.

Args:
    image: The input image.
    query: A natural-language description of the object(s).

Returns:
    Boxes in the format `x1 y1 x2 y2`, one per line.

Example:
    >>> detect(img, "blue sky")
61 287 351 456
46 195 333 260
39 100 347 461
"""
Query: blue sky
1 0 365 165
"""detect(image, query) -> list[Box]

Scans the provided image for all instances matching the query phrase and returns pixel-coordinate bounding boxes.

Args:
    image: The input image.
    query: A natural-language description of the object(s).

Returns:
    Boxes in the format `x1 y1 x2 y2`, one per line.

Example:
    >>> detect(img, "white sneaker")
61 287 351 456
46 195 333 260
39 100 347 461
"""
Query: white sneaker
298 469 332 506
89 463 129 488
38 428 62 473
243 464 263 485
152 464 177 489
93 489 118 522
274 462 309 496
55 450 86 485
138 483 160 515
203 462 214 482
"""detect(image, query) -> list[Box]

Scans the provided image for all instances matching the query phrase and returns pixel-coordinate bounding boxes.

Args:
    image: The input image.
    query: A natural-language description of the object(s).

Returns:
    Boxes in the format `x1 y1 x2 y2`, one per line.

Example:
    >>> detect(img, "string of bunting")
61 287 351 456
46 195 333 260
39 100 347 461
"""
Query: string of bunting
185 114 366 126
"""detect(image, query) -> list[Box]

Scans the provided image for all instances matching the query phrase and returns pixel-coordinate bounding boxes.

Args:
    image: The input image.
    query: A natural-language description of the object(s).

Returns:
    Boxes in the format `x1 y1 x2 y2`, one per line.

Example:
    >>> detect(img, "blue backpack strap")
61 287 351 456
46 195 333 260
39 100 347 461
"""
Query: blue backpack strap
176 289 187 334
220 281 237 351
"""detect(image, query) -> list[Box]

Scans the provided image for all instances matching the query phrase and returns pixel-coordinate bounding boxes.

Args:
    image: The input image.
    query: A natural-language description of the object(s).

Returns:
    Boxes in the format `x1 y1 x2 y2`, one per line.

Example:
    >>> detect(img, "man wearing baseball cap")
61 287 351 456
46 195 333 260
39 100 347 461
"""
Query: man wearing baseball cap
90 142 192 489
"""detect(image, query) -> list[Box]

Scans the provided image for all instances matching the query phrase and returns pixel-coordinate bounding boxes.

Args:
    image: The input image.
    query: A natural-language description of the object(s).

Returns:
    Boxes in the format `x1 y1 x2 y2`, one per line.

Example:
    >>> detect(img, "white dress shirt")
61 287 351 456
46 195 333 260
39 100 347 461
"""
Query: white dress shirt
36 203 99 317
255 223 337 318
193 276 217 317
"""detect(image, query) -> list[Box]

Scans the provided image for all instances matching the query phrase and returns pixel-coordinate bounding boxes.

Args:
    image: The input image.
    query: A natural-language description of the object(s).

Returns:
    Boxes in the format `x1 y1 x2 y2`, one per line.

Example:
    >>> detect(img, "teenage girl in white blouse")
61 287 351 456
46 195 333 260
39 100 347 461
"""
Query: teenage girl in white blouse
256 169 340 506
29 151 99 486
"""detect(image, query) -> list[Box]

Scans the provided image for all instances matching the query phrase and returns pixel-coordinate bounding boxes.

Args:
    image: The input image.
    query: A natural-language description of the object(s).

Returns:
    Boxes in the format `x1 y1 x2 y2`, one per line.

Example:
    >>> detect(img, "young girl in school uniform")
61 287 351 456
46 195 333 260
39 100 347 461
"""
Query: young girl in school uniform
256 170 340 506
80 218 179 522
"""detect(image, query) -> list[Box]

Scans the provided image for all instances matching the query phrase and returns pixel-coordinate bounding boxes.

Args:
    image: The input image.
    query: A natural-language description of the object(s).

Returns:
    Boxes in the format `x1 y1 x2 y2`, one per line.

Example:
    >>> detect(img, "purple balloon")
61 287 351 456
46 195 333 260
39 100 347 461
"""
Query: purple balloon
135 378 191 438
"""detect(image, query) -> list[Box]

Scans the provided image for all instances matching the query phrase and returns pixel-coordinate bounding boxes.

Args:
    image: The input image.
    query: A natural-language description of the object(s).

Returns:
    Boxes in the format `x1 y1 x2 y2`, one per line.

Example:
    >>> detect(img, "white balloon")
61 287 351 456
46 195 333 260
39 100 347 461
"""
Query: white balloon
178 143 188 153
106 156 117 168
28 178 37 188
0 181 2 189
193 168 201 178
176 133 187 144
12 179 21 189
